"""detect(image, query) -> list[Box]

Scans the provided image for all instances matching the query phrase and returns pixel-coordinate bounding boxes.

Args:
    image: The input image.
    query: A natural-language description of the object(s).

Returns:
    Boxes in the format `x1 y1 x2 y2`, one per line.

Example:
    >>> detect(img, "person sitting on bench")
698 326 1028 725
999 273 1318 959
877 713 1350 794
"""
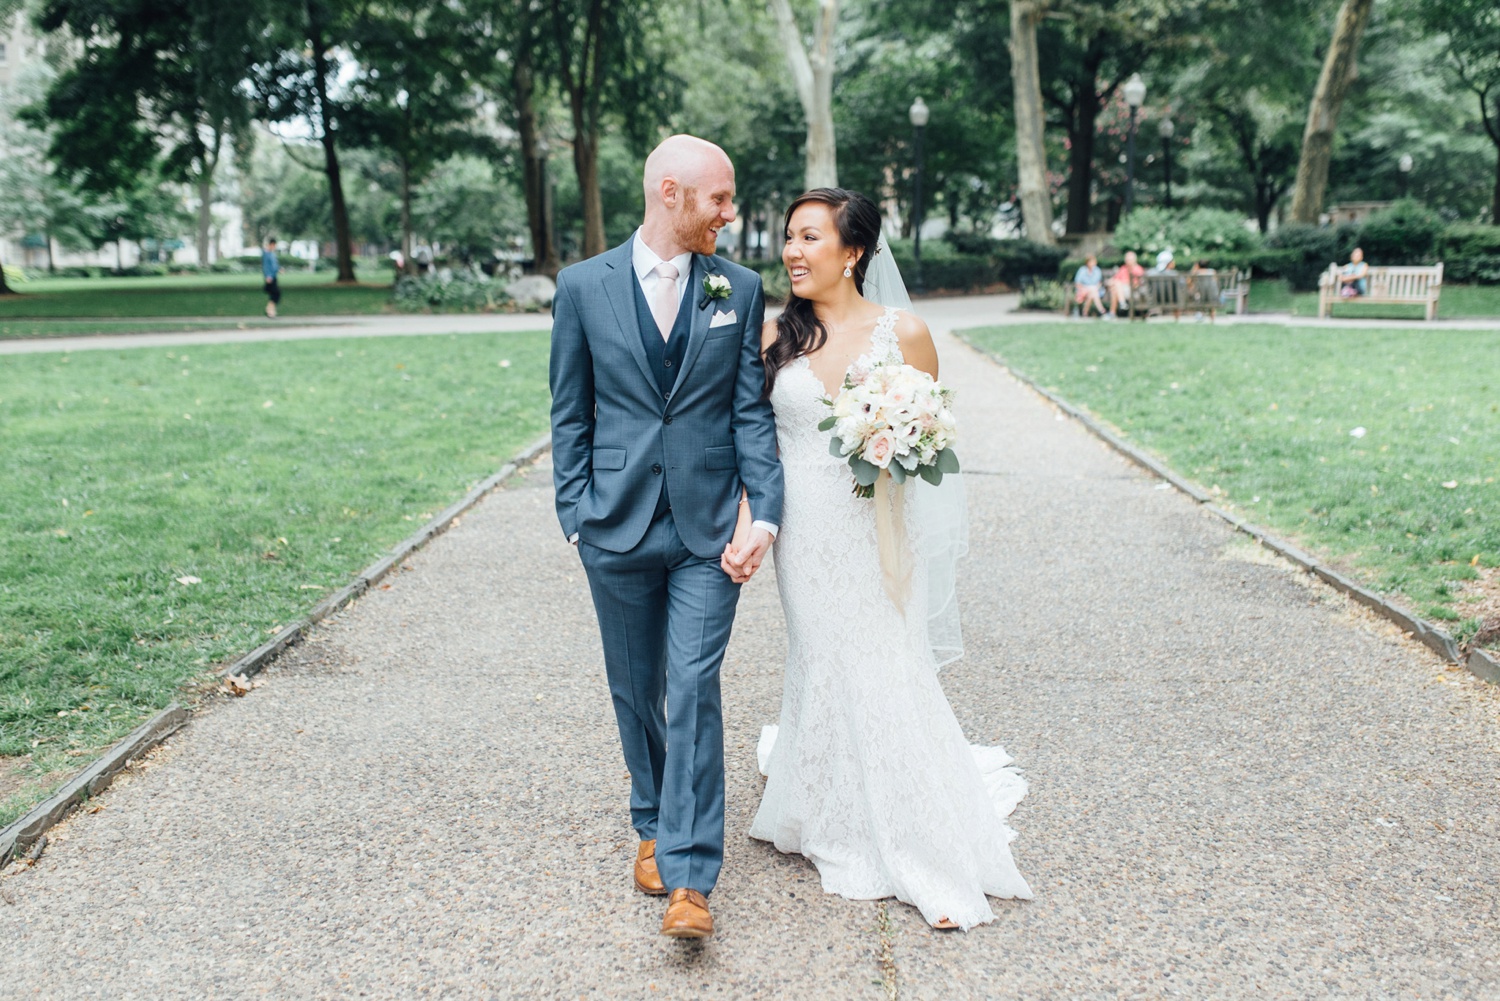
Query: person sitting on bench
1337 247 1369 298
1073 255 1106 317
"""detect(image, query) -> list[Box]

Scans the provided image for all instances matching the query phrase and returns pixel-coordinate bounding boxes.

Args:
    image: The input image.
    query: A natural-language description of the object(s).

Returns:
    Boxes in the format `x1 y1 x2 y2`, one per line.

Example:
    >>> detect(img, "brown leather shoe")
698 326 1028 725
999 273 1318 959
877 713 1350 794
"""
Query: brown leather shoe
660 888 714 939
633 840 666 896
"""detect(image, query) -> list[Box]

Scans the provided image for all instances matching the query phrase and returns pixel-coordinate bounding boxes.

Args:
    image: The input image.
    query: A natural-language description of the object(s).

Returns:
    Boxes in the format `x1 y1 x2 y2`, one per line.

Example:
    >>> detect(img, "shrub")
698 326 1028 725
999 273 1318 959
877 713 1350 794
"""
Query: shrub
393 269 512 312
1437 224 1500 284
992 240 1069 285
1113 206 1261 265
943 230 1001 256
1264 222 1360 291
1358 200 1443 265
1017 278 1067 311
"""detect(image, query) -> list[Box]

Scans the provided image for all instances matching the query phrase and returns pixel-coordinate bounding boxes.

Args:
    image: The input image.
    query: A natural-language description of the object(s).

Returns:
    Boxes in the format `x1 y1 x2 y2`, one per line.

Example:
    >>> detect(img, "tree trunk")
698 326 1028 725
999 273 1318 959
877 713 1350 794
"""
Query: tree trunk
46 232 55 272
1289 0 1374 224
571 109 605 258
1492 144 1499 227
769 0 839 189
0 254 12 295
196 177 213 265
1064 86 1099 234
309 8 357 282
1009 0 1055 245
514 54 559 275
400 156 414 276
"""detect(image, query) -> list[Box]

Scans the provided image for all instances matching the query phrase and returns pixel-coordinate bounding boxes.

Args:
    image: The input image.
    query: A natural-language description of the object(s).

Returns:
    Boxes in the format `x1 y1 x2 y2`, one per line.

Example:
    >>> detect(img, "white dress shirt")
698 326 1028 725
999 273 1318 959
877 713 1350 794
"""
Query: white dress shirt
569 232 776 546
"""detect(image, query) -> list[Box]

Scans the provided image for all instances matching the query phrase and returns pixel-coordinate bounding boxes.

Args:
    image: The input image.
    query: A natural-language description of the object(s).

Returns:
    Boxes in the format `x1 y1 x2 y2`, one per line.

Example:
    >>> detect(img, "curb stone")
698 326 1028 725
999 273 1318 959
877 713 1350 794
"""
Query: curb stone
960 337 1492 685
0 432 553 871
0 707 191 870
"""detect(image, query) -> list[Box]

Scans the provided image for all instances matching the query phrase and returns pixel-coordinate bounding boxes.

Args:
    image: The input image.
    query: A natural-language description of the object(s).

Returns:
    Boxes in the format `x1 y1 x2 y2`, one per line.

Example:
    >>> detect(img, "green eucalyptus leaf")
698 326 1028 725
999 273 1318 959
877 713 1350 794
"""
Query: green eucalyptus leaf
851 457 880 487
934 448 961 473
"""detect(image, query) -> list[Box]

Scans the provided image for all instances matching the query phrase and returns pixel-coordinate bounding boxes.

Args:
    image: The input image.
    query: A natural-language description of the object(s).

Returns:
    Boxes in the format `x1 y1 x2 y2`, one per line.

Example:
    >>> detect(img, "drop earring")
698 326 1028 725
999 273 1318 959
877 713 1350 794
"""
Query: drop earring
843 265 853 278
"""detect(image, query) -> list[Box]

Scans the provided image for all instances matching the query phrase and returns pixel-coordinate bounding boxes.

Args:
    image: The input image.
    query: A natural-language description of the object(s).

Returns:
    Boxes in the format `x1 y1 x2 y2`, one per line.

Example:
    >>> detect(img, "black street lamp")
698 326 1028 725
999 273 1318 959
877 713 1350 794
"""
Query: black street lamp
1123 73 1147 216
909 96 929 295
1158 116 1175 209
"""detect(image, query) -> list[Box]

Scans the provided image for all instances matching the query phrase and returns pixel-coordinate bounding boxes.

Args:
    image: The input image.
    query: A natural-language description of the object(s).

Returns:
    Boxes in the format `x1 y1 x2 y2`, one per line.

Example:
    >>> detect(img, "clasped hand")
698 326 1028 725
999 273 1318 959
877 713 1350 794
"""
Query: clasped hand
721 526 771 584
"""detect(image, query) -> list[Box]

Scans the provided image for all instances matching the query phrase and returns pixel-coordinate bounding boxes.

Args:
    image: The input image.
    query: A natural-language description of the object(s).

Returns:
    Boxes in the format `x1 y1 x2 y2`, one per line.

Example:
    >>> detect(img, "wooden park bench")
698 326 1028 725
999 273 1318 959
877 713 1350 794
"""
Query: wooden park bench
1129 271 1221 322
1218 267 1250 315
1318 263 1443 320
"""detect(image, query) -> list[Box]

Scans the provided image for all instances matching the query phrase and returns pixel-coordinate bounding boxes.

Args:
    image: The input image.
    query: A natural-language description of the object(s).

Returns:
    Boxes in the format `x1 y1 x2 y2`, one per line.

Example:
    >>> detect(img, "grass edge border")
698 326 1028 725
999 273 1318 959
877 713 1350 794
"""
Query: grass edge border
953 331 1500 688
0 430 554 870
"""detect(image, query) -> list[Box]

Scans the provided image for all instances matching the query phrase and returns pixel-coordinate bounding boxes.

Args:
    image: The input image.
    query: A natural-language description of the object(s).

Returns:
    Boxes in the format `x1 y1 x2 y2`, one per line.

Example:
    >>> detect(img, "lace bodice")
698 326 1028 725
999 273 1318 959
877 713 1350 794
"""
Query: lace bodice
753 305 1031 929
770 306 904 464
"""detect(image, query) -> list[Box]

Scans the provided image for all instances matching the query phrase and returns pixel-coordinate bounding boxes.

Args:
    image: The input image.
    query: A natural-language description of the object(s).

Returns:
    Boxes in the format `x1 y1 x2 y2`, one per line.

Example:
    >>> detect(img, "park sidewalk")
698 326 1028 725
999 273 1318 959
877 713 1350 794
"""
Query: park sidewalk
4 292 1500 358
1 302 1497 998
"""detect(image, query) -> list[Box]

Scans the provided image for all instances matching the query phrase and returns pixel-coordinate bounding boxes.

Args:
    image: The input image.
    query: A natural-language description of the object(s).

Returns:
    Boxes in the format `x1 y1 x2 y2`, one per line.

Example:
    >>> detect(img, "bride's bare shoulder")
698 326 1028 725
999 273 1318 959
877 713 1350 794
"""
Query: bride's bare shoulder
891 308 933 344
891 309 938 377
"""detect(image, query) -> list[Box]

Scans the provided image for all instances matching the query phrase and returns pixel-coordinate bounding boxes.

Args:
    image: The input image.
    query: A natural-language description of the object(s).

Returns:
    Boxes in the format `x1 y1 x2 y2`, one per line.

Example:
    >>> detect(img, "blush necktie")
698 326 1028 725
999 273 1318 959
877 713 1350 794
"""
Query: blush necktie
651 262 680 340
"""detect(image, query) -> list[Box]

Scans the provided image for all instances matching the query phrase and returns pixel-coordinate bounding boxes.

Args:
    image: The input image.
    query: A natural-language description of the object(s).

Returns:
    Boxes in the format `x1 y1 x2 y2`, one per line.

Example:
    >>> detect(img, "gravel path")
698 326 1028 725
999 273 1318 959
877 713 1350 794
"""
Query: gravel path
2 303 1497 999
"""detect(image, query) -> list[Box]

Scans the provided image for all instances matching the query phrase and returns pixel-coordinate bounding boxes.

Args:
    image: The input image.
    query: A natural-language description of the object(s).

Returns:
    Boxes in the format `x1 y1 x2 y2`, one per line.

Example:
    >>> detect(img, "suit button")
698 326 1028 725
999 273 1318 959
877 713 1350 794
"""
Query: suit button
651 463 662 474
663 415 673 425
664 359 673 367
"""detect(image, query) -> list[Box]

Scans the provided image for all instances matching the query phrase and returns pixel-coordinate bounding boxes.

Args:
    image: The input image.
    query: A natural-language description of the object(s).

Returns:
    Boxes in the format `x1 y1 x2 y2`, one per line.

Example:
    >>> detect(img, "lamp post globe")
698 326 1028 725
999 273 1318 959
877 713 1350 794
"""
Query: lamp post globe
1123 74 1146 215
1158 116 1175 209
909 98 929 294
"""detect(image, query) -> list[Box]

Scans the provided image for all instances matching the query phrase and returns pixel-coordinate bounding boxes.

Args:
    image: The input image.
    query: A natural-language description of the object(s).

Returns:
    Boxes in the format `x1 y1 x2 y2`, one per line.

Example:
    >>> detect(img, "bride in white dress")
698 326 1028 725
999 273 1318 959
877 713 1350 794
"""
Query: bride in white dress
727 188 1032 931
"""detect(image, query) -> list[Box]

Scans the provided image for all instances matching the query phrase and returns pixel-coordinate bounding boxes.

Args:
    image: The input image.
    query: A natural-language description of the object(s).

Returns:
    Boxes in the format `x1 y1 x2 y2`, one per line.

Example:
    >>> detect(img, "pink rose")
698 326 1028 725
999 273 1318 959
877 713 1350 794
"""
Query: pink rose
865 429 898 468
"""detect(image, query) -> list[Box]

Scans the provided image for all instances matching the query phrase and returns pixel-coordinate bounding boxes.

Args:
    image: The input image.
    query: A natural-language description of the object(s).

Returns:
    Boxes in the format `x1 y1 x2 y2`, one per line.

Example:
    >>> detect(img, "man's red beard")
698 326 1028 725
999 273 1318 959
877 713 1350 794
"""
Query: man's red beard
672 198 720 256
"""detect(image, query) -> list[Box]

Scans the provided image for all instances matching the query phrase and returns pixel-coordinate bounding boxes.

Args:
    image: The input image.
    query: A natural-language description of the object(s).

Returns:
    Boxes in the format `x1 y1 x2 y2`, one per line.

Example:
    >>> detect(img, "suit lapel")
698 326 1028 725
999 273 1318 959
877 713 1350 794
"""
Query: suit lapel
601 239 657 388
673 255 718 391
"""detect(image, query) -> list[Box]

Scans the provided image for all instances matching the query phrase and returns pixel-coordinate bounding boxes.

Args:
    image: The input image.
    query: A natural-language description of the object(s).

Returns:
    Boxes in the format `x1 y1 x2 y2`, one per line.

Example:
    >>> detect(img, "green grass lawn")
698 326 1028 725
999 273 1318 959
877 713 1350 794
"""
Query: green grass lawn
1247 279 1500 320
963 322 1499 639
0 270 393 320
0 331 550 825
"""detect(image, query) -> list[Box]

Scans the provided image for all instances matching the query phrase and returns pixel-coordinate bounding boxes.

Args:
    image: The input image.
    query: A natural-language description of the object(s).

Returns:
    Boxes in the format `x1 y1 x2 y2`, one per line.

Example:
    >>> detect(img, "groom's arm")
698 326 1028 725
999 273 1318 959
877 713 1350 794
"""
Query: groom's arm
730 278 783 531
549 271 594 543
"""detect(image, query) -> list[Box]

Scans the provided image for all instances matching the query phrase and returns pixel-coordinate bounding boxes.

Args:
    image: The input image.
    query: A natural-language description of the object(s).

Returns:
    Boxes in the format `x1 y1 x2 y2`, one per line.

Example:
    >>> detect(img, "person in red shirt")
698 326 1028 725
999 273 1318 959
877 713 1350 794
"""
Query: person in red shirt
1107 250 1145 317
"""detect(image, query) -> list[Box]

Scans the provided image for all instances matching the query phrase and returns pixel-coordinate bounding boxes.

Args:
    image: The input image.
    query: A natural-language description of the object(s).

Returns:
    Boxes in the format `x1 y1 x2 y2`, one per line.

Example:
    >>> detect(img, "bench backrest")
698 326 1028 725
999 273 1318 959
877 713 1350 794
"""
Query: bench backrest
1143 272 1183 307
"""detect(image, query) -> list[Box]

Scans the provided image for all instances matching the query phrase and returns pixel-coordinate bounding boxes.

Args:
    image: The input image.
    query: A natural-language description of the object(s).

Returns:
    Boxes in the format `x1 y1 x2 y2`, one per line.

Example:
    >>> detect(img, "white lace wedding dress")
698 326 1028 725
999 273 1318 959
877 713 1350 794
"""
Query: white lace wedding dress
749 307 1033 930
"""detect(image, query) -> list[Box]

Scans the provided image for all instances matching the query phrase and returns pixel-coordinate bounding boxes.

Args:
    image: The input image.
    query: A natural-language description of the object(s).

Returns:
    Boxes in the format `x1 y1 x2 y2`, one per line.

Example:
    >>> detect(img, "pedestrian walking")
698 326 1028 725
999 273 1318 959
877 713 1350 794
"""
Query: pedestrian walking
262 238 282 318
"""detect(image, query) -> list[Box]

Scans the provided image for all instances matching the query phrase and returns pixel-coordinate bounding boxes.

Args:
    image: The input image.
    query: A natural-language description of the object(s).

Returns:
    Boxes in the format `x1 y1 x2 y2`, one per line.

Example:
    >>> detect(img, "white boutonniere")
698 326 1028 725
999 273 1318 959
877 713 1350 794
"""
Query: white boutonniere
702 273 732 302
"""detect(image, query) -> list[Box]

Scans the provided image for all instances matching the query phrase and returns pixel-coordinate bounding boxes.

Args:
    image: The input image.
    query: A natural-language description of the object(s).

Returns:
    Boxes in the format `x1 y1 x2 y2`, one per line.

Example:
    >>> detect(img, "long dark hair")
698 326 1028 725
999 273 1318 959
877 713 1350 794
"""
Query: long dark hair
763 187 883 397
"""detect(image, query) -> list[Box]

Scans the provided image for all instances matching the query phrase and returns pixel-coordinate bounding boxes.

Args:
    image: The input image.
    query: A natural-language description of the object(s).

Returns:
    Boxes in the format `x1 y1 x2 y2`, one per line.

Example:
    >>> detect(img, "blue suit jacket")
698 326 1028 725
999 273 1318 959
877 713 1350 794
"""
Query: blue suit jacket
549 237 784 559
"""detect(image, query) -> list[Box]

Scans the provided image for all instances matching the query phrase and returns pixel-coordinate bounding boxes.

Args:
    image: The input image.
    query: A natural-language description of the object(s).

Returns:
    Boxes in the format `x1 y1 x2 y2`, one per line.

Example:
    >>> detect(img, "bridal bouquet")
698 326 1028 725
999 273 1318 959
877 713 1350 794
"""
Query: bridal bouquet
819 360 960 498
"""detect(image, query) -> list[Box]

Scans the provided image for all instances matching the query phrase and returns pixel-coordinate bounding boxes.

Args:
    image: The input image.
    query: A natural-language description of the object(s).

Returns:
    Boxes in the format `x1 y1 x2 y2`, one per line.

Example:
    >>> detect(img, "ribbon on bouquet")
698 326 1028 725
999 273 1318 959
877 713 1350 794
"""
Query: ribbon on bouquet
873 473 914 615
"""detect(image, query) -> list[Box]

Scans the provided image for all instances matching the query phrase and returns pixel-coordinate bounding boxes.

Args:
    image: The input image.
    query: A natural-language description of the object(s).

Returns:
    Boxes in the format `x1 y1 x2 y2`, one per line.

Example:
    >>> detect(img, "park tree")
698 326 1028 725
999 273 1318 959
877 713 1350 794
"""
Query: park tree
1010 0 1054 242
252 0 364 281
1289 0 1375 224
1411 0 1500 224
545 0 677 258
449 0 562 275
341 0 486 273
1172 0 1318 230
31 0 257 266
767 0 839 188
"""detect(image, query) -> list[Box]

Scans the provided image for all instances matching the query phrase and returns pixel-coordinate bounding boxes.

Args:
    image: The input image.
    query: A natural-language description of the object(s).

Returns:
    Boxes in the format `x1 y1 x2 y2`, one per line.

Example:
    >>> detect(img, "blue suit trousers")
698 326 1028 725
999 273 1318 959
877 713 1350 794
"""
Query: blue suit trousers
578 510 740 895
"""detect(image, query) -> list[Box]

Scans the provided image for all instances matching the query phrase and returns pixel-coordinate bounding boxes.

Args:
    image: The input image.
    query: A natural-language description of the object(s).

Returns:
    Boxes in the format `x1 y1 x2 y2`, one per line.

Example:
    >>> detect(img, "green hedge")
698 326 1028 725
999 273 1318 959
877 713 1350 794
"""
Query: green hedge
1437 225 1500 284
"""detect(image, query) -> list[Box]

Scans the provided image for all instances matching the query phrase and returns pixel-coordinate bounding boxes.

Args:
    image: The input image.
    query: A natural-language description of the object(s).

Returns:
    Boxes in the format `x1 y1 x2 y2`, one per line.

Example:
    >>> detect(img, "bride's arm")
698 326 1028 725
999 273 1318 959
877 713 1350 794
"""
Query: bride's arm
895 311 940 380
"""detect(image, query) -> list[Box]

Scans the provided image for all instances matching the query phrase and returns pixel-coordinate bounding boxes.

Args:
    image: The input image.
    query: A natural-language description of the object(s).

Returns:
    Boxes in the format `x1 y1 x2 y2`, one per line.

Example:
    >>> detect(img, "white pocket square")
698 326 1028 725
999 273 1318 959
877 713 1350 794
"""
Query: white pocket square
709 309 737 328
